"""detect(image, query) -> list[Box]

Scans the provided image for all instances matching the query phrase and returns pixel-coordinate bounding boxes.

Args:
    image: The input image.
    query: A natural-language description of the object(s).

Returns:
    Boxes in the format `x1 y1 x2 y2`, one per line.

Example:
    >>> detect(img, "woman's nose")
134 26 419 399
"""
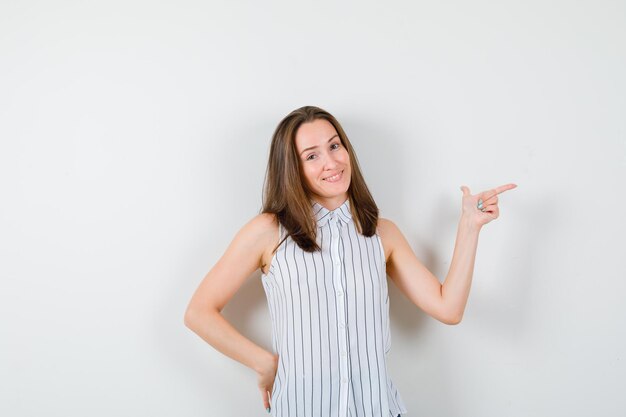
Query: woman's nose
323 153 339 169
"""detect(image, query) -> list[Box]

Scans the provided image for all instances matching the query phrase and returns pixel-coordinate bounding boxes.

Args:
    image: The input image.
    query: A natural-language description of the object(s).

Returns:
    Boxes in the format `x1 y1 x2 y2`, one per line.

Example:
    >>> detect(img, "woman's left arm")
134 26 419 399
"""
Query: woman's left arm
443 183 517 322
381 183 516 325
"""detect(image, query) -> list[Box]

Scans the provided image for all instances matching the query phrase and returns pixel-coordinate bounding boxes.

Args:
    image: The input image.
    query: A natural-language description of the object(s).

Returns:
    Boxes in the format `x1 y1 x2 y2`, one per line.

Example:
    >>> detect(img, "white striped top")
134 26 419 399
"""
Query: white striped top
260 198 408 417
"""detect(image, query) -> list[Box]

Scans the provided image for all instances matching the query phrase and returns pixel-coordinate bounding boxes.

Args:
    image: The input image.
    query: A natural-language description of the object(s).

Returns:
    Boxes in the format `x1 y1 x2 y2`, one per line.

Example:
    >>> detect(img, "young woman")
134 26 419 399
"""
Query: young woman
184 106 517 417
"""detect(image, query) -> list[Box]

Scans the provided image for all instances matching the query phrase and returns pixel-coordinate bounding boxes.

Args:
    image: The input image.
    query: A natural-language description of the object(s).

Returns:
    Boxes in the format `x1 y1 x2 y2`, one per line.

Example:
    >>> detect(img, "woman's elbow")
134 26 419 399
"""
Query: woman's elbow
437 309 463 325
184 305 220 330
184 306 207 330
184 308 198 329
444 312 463 325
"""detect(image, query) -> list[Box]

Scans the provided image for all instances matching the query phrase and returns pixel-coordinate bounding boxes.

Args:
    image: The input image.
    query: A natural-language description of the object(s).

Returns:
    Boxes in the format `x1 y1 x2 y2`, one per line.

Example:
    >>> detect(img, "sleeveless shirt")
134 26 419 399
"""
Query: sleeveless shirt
260 198 408 417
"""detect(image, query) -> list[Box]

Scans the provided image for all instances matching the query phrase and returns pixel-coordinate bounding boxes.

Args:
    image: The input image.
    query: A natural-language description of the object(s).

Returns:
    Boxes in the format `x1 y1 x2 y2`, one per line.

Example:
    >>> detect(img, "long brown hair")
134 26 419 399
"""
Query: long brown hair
261 105 379 253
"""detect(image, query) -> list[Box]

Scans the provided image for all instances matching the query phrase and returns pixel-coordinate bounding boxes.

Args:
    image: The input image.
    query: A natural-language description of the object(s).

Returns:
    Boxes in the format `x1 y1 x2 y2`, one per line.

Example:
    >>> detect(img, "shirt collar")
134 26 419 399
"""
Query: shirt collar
311 198 352 228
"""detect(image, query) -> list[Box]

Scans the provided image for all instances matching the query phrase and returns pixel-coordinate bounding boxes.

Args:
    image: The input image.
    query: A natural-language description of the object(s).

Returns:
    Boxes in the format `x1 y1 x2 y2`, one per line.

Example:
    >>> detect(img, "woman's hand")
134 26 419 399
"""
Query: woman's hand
257 352 279 412
459 183 517 228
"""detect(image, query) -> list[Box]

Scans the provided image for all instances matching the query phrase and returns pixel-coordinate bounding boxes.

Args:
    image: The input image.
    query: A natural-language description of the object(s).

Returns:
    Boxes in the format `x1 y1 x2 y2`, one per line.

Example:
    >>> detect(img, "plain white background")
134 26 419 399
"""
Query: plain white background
1 1 624 416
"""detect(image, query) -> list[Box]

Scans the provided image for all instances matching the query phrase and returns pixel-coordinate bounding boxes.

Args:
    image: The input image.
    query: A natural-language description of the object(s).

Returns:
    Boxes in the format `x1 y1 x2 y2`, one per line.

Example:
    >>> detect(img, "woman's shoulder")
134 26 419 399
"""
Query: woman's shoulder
376 216 399 237
250 212 278 226
228 213 278 251
376 217 402 261
244 212 279 238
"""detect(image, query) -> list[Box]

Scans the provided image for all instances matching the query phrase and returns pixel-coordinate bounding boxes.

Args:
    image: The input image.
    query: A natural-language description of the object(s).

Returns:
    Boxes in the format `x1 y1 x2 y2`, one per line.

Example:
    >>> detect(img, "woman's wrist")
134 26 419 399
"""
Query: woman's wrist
253 349 276 374
459 213 482 233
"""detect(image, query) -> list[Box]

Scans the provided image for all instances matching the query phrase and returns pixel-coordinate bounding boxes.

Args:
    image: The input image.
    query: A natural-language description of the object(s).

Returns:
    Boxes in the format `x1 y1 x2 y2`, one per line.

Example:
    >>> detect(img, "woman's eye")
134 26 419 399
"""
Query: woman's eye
306 143 339 161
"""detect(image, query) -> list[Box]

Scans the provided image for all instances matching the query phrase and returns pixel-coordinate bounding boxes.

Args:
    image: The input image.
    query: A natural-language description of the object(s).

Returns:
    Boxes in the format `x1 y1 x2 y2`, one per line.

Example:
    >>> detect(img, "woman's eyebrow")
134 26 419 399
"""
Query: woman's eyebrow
300 134 339 155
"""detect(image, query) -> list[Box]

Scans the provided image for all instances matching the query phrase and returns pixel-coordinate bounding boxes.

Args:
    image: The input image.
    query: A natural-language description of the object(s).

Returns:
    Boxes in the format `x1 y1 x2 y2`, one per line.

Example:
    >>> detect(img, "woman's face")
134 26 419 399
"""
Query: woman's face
294 118 351 207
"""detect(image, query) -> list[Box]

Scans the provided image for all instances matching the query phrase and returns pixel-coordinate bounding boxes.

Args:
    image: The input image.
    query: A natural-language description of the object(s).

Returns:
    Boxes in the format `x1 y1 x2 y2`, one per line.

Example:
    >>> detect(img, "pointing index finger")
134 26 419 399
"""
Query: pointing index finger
482 184 517 201
494 183 517 195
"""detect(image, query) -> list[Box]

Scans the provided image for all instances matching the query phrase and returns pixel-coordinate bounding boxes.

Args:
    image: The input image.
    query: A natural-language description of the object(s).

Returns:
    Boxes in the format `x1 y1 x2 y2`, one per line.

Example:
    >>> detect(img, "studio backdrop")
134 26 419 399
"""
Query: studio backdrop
1 1 624 416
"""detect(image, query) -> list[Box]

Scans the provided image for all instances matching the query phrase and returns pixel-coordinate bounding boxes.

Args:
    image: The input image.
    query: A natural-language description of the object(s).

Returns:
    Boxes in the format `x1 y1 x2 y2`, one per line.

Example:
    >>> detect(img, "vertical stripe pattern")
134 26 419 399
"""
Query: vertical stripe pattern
261 198 408 417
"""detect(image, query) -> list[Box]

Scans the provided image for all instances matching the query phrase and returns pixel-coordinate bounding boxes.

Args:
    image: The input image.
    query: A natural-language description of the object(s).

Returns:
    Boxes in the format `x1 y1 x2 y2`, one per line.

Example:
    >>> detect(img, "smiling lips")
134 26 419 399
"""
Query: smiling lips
323 170 344 183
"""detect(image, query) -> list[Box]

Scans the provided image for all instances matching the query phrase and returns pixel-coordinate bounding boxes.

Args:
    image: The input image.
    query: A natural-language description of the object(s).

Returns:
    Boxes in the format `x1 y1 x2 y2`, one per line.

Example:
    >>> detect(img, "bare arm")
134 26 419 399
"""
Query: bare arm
379 218 457 324
379 183 516 325
183 213 279 409
441 183 516 321
440 215 481 323
379 216 480 325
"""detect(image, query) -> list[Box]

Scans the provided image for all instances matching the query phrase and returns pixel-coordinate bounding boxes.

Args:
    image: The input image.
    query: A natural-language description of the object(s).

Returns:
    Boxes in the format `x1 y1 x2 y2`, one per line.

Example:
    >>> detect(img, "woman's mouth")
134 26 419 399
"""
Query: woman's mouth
323 170 344 183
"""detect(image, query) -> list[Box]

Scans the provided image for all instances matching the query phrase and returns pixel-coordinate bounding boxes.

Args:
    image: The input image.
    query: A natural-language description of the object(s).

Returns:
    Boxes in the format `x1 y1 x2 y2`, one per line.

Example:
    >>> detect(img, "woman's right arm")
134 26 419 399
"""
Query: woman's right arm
183 213 279 407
